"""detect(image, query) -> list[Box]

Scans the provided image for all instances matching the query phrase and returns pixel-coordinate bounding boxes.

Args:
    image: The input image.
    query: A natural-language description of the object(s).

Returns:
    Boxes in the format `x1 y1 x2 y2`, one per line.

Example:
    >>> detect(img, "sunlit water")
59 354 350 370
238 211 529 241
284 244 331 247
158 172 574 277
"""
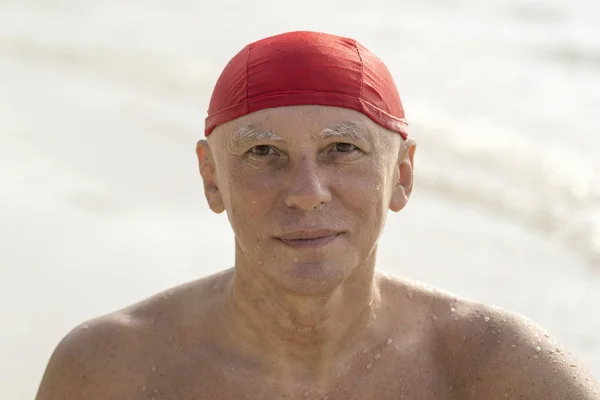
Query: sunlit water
1 0 599 398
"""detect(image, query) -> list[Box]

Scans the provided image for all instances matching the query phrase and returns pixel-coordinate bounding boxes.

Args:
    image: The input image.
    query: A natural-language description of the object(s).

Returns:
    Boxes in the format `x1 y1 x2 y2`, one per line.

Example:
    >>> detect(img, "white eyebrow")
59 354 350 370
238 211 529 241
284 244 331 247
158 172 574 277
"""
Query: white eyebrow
316 121 367 141
229 124 285 148
228 121 368 149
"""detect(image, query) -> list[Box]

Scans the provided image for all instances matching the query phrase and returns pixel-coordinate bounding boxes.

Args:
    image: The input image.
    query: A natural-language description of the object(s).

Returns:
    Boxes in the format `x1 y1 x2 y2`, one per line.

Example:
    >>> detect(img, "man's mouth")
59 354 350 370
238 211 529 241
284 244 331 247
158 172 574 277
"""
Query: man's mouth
275 230 343 248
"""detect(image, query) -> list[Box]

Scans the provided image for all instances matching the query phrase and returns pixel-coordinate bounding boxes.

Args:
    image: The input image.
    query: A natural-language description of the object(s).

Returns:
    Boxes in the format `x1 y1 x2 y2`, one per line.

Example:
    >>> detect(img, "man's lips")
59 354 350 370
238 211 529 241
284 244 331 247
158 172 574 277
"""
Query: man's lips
275 230 343 248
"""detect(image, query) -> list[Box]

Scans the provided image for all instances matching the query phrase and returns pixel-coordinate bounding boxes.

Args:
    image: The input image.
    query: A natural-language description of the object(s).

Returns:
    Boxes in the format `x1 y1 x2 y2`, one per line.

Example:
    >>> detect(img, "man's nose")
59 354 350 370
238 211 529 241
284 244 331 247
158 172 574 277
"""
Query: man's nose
283 159 332 211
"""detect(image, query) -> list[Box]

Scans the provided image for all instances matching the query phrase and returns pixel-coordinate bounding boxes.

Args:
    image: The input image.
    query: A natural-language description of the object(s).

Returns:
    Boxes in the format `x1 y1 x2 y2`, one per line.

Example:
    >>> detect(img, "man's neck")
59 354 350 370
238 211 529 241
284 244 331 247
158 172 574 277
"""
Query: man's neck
219 258 382 373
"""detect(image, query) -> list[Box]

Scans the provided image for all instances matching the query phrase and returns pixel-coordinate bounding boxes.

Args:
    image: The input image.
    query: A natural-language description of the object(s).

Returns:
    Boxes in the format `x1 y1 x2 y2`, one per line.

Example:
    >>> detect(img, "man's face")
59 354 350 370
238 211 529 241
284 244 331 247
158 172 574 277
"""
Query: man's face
197 105 415 294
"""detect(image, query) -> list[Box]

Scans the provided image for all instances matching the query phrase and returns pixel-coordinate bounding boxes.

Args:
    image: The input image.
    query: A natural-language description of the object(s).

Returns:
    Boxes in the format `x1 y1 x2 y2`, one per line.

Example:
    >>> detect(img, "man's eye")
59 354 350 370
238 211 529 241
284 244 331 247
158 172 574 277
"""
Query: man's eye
249 145 276 156
332 143 357 153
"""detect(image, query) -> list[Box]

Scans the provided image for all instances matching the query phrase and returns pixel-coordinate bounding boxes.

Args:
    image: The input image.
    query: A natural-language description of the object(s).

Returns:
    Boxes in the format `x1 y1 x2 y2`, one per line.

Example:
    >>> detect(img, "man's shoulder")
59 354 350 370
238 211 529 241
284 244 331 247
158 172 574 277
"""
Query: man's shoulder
448 300 599 398
381 274 548 346
53 312 141 365
380 275 599 398
62 267 234 340
35 269 234 399
51 267 234 357
383 275 599 399
35 311 143 399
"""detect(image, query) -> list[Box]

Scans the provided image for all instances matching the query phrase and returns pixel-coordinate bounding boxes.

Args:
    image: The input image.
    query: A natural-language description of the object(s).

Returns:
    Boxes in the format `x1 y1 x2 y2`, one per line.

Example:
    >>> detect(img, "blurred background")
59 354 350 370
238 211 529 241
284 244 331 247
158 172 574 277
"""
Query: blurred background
1 0 599 398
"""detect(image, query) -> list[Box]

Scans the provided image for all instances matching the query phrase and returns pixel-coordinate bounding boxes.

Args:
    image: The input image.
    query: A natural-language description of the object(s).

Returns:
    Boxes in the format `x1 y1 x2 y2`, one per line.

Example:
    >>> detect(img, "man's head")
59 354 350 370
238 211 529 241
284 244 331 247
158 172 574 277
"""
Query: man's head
197 31 416 294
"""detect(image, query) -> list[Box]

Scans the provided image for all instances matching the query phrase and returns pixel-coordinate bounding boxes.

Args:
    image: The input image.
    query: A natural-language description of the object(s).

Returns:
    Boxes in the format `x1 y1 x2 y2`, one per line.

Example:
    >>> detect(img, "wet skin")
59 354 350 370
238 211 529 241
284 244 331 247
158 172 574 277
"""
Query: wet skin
35 106 600 399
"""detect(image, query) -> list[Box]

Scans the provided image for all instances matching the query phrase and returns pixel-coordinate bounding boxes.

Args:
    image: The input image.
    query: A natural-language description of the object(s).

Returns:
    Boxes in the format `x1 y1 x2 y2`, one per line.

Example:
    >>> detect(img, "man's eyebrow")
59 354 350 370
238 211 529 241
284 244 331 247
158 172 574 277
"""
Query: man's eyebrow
228 121 368 148
228 124 285 147
315 121 368 141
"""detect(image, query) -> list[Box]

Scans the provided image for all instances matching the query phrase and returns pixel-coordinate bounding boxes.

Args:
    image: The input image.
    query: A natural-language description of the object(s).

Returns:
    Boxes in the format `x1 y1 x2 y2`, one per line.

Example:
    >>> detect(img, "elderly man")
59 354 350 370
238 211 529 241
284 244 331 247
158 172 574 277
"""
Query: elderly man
36 31 598 399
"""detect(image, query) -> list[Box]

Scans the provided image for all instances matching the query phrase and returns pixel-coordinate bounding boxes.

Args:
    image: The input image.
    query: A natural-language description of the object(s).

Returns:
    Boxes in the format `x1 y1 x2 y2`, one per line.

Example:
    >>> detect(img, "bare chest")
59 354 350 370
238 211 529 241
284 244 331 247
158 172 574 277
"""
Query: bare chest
125 348 456 400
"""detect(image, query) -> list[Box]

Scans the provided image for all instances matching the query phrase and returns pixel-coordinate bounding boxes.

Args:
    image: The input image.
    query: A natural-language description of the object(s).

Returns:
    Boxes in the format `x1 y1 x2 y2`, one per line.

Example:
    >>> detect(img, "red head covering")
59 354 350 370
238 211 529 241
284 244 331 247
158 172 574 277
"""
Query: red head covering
205 31 408 139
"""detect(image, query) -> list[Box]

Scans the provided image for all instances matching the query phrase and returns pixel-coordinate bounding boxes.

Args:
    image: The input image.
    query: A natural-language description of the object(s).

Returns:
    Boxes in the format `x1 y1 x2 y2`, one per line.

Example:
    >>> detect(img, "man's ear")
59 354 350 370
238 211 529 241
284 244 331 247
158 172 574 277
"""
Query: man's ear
389 139 416 213
196 140 225 214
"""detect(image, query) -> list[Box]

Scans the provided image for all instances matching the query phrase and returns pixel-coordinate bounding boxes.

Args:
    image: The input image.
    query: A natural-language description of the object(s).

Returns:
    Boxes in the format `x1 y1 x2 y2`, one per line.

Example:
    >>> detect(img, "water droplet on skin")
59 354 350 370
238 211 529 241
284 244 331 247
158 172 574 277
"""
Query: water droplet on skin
336 372 341 379
386 338 393 346
142 386 147 392
366 363 372 370
293 258 298 262
321 281 326 285
372 314 377 320
431 314 438 321
450 307 456 313
257 260 263 265
152 366 156 372
304 391 309 396
535 347 541 352
484 316 490 322
82 325 89 330
374 353 381 360
213 284 219 290
362 348 368 354
462 335 467 342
